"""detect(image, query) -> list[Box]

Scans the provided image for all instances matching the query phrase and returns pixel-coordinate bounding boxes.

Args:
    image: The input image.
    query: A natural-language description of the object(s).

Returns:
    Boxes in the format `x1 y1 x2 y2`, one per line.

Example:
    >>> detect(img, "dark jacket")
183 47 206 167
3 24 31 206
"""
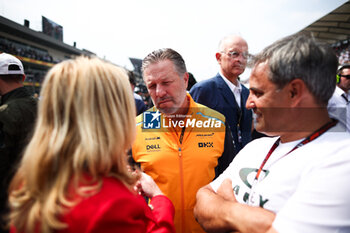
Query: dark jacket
190 74 252 154
0 87 37 229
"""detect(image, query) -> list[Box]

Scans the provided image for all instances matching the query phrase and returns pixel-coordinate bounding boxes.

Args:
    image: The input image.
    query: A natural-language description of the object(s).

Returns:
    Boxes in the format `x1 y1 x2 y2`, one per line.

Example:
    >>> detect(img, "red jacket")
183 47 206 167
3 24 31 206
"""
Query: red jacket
11 176 175 233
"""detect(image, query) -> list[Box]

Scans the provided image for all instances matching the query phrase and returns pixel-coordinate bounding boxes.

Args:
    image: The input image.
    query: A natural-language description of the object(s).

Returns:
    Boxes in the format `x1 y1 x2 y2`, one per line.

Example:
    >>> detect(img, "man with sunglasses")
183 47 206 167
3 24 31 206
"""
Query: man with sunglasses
190 35 252 154
328 64 350 132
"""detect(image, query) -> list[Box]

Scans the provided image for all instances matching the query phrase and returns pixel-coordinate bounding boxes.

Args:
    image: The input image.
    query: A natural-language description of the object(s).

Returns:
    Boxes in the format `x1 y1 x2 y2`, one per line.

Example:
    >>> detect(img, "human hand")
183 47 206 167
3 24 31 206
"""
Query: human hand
216 178 236 202
137 172 163 198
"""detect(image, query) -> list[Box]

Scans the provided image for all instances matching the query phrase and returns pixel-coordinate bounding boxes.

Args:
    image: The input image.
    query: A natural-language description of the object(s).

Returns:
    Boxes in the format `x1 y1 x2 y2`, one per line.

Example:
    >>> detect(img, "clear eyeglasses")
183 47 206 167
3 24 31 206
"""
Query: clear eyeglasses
221 51 249 59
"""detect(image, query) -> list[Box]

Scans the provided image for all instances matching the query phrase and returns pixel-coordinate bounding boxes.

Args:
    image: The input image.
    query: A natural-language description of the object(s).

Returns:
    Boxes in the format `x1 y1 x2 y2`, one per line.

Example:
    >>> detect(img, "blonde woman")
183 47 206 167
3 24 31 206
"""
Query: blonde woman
8 56 175 233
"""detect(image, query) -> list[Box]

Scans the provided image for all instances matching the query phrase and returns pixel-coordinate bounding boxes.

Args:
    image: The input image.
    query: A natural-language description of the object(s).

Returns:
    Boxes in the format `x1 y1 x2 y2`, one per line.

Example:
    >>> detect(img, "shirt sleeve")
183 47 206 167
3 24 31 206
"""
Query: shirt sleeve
273 153 350 233
147 195 176 233
210 154 237 193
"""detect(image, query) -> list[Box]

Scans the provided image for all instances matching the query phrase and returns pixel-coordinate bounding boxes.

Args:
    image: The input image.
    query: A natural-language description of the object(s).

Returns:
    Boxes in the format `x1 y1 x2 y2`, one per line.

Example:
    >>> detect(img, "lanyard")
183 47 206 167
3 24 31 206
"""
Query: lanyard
232 93 243 144
254 119 337 182
247 119 337 206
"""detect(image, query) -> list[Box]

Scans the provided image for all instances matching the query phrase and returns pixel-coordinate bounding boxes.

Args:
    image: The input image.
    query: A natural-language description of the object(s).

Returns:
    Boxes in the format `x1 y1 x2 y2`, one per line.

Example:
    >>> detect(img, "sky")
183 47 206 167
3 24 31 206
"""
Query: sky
0 0 348 82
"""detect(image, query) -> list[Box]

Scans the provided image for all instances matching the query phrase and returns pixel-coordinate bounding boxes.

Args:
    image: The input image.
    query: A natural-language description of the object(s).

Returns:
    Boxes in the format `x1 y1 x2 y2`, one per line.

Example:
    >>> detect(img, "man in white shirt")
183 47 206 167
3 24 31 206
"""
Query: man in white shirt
328 64 350 132
194 33 350 233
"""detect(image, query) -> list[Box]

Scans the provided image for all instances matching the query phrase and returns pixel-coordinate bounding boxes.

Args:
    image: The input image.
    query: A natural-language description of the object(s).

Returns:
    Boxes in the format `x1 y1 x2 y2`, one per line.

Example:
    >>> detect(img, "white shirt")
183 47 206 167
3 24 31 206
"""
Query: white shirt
328 86 350 132
211 122 350 232
219 71 242 108
133 92 143 101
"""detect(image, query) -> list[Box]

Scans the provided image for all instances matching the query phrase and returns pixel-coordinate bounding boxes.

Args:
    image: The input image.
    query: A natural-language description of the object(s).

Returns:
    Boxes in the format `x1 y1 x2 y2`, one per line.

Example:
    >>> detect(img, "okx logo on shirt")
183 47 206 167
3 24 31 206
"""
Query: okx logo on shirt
143 111 161 129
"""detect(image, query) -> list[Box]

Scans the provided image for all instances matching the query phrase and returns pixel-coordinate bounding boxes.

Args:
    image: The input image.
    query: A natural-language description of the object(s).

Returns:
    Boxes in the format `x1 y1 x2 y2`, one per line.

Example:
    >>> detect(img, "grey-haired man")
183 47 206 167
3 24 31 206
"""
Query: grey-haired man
194 34 350 233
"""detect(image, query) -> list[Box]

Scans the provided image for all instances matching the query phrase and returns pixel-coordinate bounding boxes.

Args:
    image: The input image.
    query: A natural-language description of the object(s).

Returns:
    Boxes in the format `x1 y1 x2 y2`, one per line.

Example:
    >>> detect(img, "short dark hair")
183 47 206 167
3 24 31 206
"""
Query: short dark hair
142 48 187 77
127 70 136 86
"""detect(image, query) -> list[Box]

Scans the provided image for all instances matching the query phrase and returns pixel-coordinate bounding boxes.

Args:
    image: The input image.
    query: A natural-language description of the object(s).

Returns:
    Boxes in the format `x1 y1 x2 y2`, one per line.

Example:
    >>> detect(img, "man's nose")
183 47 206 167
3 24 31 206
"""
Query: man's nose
156 85 166 97
246 95 255 109
234 53 247 63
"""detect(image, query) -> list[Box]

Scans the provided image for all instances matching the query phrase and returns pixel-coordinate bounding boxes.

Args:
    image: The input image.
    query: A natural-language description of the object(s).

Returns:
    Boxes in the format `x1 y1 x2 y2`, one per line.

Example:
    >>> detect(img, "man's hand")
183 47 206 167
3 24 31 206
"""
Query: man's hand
194 181 277 233
134 172 163 198
216 178 236 202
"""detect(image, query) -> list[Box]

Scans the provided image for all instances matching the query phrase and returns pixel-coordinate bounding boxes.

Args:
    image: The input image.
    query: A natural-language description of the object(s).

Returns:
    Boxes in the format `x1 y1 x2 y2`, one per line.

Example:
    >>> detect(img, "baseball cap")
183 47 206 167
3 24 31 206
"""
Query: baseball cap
338 63 350 73
0 53 25 75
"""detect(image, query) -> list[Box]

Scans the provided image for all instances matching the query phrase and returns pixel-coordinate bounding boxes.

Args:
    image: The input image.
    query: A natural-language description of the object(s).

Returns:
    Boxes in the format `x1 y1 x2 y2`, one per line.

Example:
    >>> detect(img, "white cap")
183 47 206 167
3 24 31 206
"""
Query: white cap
0 53 25 75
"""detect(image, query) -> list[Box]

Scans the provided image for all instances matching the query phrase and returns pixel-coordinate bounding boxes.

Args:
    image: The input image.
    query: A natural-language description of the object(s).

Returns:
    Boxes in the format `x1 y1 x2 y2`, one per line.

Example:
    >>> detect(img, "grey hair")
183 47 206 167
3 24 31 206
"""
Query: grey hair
141 48 187 77
253 33 338 105
217 34 246 52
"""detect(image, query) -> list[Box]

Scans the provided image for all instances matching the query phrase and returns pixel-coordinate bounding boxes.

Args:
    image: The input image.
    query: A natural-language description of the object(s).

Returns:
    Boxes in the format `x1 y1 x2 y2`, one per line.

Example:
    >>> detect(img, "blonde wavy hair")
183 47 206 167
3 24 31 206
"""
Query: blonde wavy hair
8 56 137 233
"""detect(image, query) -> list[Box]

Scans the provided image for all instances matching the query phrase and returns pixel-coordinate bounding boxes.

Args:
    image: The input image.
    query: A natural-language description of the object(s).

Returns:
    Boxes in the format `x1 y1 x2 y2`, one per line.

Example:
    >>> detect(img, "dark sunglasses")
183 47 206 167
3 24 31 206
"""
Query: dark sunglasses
340 74 350 79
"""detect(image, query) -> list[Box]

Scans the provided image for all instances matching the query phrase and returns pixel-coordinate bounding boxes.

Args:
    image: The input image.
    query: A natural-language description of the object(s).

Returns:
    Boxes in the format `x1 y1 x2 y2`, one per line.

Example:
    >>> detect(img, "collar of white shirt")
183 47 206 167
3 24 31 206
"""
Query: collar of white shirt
335 86 350 103
219 71 242 107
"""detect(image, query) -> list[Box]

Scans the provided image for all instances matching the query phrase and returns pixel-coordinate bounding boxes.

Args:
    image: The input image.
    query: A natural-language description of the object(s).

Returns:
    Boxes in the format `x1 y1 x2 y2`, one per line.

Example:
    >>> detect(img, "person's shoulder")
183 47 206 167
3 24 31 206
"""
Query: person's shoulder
135 107 154 125
136 113 144 125
0 97 36 122
69 176 137 207
134 93 143 101
328 87 346 105
324 124 350 145
311 129 350 171
67 177 148 227
190 75 219 91
13 96 37 108
104 176 133 188
198 76 218 85
193 102 226 122
101 176 129 191
5 92 37 107
96 177 144 204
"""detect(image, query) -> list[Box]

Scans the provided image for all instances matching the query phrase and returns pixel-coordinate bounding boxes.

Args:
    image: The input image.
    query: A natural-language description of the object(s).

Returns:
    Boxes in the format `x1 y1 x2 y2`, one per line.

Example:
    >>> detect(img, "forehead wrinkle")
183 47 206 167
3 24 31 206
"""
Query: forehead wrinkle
144 69 177 86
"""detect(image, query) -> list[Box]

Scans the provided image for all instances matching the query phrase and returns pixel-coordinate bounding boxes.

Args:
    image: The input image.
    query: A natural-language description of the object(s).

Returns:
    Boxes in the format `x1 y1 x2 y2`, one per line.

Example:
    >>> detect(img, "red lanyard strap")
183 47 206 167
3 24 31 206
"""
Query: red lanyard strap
254 119 337 181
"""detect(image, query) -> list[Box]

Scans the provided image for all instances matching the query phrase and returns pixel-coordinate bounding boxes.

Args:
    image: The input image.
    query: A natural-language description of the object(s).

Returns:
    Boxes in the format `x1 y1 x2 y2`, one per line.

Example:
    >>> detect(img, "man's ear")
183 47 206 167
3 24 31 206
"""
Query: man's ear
288 79 305 106
183 72 189 89
215 52 222 63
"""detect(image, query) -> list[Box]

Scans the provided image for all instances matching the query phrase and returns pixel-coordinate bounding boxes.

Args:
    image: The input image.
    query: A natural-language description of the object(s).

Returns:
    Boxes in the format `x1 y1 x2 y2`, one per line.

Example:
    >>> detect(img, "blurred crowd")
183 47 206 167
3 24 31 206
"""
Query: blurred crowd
0 36 54 63
333 39 350 65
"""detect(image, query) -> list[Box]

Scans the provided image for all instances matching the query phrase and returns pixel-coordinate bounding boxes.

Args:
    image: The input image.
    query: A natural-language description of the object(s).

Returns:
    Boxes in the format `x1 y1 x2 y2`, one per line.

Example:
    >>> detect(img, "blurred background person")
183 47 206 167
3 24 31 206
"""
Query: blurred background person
328 64 350 132
0 53 37 233
8 56 175 233
128 70 147 115
186 72 197 91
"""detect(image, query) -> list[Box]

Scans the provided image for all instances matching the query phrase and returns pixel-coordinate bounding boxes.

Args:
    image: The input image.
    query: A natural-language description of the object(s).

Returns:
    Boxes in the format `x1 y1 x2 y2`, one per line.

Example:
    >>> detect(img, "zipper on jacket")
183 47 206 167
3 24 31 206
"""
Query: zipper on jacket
178 127 186 232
